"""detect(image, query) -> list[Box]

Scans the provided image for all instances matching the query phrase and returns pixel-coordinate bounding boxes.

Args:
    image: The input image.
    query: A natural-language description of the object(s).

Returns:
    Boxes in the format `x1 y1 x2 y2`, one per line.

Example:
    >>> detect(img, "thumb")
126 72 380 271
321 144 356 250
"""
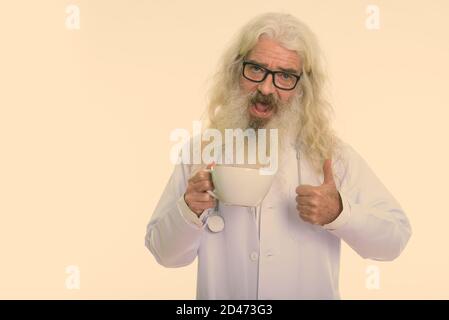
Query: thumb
206 161 215 170
322 159 335 185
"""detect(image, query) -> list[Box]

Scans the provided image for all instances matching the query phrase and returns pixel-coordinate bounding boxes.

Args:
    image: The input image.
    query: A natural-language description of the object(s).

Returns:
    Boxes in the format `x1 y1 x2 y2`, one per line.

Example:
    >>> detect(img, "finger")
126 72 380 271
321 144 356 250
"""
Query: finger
322 159 335 185
299 213 314 223
206 162 215 170
189 192 215 202
296 196 319 207
296 202 314 210
189 200 216 211
184 195 215 214
189 170 212 183
193 179 214 192
299 213 320 225
185 191 209 204
296 185 319 196
296 204 313 215
297 205 319 218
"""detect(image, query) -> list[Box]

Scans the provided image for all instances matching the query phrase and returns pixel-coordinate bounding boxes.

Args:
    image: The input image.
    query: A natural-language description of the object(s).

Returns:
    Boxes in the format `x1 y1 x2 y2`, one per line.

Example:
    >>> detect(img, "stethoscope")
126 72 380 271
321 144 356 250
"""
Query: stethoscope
206 201 225 233
203 168 225 233
206 200 261 234
205 148 302 233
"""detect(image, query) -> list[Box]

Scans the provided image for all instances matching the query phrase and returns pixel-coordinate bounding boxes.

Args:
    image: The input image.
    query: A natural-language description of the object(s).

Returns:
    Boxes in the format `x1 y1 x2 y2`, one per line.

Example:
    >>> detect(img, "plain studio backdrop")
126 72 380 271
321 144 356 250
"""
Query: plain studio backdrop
0 0 447 299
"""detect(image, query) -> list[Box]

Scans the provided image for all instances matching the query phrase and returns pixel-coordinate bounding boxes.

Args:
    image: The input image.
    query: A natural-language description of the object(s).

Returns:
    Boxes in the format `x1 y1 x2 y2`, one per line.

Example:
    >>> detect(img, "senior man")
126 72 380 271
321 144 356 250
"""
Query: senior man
145 12 411 299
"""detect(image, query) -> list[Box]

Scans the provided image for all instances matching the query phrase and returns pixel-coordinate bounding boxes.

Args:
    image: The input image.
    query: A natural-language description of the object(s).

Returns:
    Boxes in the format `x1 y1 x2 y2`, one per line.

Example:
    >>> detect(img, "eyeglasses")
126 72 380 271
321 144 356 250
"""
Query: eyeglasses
242 61 302 91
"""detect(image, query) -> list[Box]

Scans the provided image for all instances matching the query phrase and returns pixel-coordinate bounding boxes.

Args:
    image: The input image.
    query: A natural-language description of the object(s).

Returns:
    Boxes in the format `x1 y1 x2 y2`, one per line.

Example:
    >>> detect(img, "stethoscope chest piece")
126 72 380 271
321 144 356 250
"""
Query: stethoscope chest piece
207 214 224 233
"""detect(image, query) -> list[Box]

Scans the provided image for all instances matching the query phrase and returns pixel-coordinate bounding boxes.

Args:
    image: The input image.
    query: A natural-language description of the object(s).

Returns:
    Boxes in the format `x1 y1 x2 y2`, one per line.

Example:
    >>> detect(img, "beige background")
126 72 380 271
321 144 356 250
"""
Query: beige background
0 0 447 299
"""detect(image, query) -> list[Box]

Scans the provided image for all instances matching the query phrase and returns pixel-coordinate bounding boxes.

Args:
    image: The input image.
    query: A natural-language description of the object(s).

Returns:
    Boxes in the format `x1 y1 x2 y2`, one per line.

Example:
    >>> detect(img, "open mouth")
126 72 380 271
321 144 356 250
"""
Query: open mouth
249 102 274 119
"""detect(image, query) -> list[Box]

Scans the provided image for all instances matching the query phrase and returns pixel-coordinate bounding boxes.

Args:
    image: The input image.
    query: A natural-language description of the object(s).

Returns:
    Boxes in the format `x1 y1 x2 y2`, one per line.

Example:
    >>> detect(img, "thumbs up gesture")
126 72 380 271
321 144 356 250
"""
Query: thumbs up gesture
295 159 343 226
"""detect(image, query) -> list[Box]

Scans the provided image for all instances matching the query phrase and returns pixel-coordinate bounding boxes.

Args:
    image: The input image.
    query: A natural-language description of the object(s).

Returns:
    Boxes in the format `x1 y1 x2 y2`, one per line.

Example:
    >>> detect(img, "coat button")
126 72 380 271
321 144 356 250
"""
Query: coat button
250 252 259 261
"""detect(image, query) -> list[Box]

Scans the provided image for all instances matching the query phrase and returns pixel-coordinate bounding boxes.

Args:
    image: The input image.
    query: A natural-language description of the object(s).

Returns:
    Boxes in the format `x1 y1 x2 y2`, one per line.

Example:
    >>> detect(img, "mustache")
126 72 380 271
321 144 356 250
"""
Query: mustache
249 91 279 108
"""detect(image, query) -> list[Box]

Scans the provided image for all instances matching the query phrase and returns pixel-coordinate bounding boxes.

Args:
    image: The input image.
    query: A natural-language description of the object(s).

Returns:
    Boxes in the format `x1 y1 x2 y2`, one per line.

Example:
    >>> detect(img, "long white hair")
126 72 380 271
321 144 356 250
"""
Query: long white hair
202 12 343 174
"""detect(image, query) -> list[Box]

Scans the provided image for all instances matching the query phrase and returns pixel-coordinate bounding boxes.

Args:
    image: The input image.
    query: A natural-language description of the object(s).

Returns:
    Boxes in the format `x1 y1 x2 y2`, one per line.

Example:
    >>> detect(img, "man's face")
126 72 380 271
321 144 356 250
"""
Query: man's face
240 35 302 126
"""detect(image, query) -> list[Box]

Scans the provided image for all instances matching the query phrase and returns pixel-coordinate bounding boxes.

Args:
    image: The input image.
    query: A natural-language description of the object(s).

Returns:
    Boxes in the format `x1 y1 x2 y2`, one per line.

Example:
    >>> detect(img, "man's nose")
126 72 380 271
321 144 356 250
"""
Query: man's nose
258 73 276 96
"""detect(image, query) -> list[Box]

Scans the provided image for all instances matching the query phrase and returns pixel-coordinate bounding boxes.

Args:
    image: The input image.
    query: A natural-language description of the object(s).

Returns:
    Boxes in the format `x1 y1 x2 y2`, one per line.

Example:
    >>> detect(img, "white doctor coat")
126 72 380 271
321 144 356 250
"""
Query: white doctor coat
145 141 411 299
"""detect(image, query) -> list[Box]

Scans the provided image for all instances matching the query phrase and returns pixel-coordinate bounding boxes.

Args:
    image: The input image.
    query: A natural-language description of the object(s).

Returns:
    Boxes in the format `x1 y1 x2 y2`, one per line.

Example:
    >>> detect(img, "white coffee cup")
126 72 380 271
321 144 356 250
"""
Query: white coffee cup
206 165 275 207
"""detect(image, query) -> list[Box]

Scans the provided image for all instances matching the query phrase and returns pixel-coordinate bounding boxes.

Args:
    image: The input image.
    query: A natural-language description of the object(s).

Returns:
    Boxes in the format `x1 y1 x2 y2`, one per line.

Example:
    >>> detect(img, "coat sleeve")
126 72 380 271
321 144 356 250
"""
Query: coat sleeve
328 144 412 261
145 161 206 268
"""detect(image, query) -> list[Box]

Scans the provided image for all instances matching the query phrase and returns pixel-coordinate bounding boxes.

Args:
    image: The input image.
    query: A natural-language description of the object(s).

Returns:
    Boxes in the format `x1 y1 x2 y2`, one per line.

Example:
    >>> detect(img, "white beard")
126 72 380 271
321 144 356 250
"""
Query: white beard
209 86 302 165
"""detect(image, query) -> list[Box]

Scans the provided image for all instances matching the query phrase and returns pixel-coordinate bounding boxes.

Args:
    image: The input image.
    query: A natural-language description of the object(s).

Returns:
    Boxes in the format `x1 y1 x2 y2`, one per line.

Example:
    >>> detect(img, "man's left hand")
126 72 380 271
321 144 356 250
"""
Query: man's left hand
295 159 343 226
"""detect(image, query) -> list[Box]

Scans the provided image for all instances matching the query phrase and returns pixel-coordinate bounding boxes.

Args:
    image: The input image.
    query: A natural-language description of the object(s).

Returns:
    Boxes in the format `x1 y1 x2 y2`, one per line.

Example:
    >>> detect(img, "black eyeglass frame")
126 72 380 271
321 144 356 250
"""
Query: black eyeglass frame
242 61 302 91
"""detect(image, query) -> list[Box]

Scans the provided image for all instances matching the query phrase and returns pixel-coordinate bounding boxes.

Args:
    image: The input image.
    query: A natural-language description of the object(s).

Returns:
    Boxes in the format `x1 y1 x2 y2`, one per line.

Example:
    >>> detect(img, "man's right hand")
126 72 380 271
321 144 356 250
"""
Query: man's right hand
184 163 216 216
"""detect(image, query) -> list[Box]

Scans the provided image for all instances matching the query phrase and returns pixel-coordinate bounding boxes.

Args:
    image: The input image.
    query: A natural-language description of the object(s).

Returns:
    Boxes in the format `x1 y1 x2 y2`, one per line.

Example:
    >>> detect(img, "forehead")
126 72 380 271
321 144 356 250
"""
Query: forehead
246 35 301 71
